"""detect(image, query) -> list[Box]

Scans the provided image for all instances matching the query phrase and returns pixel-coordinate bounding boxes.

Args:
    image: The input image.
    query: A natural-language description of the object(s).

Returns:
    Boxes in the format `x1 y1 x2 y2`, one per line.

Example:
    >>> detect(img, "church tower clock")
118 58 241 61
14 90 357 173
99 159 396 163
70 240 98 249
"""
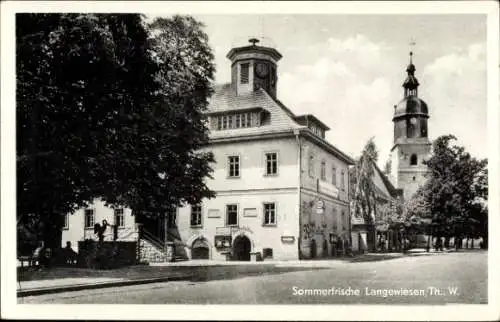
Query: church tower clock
390 52 431 200
226 38 282 98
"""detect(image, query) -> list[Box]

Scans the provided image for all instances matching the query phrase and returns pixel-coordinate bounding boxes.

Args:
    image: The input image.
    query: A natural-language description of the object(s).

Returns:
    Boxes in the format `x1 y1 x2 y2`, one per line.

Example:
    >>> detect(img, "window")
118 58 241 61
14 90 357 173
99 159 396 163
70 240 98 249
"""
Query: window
214 112 254 131
263 202 277 225
332 166 337 186
217 116 222 131
341 170 345 191
63 214 69 229
190 204 202 227
226 204 238 226
228 155 240 177
240 63 249 84
410 154 418 166
235 114 241 128
114 208 124 227
263 248 273 259
320 160 326 180
167 207 177 228
84 209 94 228
244 113 251 127
265 152 278 175
222 115 228 130
308 155 314 178
342 211 346 231
332 208 338 230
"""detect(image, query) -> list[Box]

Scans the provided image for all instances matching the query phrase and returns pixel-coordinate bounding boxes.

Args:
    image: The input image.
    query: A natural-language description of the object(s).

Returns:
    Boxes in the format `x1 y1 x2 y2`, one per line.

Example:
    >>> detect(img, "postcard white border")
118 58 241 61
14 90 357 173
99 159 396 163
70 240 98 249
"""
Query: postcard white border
1 1 499 321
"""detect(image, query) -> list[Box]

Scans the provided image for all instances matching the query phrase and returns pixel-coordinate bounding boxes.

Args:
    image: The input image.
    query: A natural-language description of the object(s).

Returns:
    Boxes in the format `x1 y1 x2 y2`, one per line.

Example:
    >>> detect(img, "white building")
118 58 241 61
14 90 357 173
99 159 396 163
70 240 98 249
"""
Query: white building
63 39 355 262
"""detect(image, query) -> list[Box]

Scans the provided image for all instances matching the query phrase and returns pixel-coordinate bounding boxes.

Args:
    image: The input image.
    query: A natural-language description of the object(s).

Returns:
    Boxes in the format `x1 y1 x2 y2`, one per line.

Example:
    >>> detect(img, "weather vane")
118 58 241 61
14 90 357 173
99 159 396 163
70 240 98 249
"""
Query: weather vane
409 38 416 63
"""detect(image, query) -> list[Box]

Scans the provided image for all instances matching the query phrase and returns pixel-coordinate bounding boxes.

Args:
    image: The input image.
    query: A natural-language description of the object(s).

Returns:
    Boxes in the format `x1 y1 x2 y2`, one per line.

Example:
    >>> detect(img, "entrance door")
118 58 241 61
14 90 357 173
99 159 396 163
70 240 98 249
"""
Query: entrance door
191 238 210 260
311 239 317 258
233 235 251 261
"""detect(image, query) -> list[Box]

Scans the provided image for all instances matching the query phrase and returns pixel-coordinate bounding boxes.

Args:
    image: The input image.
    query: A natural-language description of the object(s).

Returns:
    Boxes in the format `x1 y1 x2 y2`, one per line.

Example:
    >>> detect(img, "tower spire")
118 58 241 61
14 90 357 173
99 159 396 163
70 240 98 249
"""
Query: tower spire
403 45 419 97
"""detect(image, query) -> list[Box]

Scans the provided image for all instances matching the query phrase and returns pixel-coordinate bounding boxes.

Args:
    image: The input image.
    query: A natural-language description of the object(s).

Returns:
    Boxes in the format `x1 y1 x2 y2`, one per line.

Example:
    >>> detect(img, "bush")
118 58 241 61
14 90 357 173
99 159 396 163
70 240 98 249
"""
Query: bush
78 240 137 269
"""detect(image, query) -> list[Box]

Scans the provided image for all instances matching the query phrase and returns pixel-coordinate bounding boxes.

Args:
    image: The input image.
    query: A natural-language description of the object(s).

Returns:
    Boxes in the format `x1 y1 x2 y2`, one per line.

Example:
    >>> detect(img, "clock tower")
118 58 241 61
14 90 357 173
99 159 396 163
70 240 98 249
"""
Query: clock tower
390 52 431 200
226 38 282 98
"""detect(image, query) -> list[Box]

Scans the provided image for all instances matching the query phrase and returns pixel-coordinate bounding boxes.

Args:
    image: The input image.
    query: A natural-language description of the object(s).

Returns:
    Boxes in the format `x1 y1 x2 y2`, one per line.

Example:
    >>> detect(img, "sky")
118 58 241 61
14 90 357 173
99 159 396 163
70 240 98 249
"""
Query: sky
186 14 487 167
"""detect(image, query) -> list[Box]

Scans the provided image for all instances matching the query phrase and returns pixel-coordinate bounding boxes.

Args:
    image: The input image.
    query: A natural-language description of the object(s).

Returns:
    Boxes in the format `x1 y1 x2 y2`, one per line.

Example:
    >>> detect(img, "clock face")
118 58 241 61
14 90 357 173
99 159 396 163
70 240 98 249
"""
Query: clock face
410 117 417 125
255 62 269 78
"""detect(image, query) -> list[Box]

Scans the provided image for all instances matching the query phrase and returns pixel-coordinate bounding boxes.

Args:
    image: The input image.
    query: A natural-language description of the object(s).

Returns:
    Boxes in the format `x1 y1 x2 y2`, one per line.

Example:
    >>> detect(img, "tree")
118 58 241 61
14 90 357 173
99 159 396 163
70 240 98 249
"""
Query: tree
17 14 216 251
351 138 379 251
17 13 140 249
421 135 487 249
94 15 217 218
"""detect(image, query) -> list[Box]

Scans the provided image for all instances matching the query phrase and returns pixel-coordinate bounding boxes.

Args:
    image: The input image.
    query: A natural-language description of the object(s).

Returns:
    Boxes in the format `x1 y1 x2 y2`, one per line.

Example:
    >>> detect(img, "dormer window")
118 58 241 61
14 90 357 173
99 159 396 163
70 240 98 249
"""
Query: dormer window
213 111 259 130
211 108 270 131
240 63 249 84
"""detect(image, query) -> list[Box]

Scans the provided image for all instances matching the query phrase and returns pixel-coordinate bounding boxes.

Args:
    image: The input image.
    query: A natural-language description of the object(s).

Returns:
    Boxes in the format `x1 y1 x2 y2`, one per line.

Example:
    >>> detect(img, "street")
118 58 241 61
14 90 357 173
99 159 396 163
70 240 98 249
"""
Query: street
20 251 487 304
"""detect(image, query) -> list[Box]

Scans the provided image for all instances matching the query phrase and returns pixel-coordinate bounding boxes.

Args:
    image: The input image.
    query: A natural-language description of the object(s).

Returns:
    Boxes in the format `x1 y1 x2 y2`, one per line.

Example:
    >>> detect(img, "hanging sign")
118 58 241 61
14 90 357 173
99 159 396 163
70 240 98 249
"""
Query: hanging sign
316 200 325 215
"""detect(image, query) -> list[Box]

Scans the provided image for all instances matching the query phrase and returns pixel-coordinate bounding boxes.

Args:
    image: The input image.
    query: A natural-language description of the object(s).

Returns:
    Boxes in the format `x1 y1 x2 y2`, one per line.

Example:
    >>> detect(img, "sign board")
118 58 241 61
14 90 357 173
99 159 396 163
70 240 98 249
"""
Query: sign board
215 227 231 236
318 180 339 198
281 236 295 244
315 199 325 215
207 209 221 218
243 208 257 217
214 235 232 249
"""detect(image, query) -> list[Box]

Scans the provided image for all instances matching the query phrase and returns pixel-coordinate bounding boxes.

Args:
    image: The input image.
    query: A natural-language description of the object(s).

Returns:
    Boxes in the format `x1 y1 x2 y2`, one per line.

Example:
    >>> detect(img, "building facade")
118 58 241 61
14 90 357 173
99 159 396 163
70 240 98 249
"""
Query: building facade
62 39 354 261
390 52 431 201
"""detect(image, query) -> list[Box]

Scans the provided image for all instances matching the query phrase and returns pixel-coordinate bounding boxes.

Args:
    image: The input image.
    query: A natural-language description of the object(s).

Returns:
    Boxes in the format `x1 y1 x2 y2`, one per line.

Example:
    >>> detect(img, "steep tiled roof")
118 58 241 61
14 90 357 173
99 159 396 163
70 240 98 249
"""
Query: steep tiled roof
207 83 303 140
371 160 400 200
205 83 355 164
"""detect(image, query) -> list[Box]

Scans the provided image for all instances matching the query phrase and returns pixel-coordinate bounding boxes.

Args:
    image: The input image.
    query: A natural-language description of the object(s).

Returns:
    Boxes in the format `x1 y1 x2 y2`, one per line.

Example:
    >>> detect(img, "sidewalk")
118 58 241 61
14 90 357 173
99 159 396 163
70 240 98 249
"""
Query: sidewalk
17 266 194 297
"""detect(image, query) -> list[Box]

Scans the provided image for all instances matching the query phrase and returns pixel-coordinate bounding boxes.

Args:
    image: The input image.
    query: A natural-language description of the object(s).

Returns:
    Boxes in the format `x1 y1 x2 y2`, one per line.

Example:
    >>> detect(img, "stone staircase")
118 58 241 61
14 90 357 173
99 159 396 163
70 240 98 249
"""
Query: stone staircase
137 228 188 263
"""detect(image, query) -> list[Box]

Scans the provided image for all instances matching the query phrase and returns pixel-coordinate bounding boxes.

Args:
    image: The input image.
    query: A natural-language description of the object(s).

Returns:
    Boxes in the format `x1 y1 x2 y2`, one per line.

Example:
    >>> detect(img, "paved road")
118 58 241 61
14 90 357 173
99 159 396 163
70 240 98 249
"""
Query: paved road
20 251 487 304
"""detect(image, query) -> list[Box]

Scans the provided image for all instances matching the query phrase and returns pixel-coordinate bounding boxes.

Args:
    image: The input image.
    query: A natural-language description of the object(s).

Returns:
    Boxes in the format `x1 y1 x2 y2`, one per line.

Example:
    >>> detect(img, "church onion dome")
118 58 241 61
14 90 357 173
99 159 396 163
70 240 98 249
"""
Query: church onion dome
393 96 429 120
393 51 429 120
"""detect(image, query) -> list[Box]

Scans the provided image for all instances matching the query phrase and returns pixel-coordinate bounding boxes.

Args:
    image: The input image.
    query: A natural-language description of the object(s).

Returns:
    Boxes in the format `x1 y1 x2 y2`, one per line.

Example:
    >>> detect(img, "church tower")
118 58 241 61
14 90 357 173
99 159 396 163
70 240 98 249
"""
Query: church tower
390 52 431 200
226 38 282 98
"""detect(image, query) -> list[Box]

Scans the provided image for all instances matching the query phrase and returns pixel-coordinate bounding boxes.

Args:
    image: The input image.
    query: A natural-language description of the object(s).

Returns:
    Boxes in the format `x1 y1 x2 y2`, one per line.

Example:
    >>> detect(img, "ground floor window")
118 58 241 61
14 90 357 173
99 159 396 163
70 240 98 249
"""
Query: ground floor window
114 208 124 227
263 202 276 225
84 209 94 228
263 248 273 259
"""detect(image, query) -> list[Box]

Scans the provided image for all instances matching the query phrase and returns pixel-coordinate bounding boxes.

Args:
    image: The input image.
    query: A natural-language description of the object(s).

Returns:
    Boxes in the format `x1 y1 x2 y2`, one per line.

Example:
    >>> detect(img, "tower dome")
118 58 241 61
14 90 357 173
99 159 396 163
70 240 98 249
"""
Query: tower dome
392 51 430 143
393 96 429 120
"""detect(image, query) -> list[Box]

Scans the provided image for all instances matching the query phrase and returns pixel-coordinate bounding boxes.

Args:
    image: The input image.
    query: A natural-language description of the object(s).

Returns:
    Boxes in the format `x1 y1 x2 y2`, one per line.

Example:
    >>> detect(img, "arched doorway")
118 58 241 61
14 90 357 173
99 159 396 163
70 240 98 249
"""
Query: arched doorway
191 238 210 260
233 235 251 261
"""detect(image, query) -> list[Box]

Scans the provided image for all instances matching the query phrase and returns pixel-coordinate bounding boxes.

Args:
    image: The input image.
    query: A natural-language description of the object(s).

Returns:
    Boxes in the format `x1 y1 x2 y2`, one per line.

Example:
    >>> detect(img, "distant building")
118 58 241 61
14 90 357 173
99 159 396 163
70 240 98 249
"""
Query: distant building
63 39 355 261
350 51 431 253
350 158 402 253
390 52 431 200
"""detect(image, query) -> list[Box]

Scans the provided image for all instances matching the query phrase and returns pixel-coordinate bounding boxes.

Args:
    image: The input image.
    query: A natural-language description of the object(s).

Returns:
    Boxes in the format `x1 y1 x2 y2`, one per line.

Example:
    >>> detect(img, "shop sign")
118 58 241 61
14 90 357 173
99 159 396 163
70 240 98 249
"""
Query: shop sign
281 236 295 243
316 200 325 215
214 235 232 249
